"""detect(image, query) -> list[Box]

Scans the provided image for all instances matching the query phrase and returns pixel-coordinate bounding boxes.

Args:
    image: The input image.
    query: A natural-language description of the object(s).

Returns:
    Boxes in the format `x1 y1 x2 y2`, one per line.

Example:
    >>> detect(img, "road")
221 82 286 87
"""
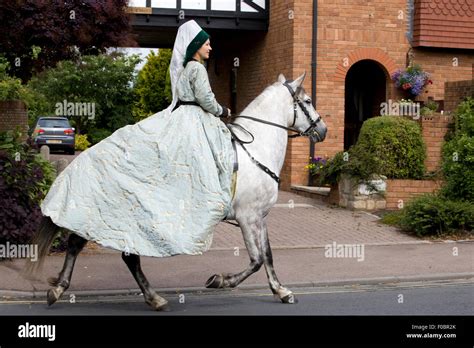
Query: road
1 279 472 316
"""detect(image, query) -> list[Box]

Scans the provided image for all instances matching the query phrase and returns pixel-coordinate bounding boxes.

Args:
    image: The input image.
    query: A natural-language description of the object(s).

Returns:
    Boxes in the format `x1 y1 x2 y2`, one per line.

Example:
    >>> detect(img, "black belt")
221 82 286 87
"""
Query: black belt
172 100 201 112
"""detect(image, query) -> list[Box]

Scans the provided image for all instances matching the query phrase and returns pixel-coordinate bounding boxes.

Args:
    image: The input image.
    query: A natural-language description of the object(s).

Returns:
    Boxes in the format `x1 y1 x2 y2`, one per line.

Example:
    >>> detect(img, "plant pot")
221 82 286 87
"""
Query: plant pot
309 174 321 187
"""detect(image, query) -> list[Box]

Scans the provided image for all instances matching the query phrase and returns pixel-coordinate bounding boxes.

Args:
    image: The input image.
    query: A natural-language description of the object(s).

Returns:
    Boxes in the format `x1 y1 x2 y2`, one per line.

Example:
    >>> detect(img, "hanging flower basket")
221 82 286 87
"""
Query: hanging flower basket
391 64 432 97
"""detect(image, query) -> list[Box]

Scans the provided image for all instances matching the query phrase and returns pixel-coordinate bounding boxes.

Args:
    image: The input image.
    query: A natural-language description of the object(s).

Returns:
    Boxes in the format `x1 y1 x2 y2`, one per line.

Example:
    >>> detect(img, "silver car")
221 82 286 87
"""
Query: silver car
33 117 76 155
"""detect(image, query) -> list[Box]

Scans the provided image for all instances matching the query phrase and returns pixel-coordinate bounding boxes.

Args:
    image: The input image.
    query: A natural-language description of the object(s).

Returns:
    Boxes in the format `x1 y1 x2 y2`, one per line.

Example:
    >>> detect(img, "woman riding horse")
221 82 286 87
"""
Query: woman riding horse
39 20 234 258
25 20 328 311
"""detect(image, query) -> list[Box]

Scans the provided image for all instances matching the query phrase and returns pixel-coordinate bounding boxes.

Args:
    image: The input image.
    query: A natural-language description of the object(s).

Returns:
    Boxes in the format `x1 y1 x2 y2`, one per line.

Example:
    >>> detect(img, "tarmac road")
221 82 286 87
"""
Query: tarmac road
1 279 472 316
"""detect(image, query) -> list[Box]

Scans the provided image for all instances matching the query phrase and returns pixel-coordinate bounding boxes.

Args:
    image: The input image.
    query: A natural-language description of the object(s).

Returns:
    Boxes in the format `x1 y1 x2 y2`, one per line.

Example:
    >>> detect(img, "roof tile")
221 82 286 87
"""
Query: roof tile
413 0 474 49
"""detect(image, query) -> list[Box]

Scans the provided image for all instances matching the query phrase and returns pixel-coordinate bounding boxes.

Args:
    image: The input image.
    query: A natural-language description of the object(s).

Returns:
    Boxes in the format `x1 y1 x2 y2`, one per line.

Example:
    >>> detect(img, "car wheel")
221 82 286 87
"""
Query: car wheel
68 148 76 155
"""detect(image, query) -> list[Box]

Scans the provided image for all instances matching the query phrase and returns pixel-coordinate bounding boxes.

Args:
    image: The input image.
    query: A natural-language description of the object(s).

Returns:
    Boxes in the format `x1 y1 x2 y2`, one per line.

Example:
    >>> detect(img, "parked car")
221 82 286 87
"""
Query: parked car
32 117 76 155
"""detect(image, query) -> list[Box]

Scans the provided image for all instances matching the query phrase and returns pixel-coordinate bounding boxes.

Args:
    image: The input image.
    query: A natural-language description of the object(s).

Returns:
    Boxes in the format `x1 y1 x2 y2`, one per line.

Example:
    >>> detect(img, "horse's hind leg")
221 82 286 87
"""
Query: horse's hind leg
206 216 264 289
47 233 87 306
121 253 169 311
259 217 296 304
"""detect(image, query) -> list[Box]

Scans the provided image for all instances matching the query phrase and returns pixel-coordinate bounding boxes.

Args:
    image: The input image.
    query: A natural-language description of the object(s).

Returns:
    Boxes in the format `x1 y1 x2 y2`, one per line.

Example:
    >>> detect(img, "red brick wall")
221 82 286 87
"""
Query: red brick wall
444 79 474 113
410 49 474 104
420 114 452 173
385 179 443 210
0 100 28 141
206 0 473 190
310 0 411 163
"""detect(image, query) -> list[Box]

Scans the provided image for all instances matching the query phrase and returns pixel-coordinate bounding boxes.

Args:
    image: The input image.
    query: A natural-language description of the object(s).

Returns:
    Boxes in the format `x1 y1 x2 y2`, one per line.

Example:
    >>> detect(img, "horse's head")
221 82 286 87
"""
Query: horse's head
278 73 327 143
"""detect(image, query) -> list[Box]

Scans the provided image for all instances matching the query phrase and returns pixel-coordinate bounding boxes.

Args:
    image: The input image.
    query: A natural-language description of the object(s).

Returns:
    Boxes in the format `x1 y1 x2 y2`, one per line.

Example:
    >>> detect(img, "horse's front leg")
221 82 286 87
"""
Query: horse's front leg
259 216 296 304
206 215 264 289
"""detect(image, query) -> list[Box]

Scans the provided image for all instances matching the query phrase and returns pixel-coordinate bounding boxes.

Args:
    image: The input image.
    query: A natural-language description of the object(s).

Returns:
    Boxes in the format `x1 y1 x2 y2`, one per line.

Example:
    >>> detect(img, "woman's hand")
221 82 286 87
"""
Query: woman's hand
218 106 231 118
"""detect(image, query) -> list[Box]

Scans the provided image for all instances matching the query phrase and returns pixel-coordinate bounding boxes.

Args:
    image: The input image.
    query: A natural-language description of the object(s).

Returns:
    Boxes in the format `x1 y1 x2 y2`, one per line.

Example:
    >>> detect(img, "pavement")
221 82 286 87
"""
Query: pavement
0 190 473 299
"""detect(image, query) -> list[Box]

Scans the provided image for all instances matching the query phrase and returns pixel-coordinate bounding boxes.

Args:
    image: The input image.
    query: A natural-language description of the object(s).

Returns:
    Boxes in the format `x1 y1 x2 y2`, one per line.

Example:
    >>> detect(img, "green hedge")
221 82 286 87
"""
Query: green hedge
355 116 426 179
382 99 474 237
393 194 474 237
440 97 474 202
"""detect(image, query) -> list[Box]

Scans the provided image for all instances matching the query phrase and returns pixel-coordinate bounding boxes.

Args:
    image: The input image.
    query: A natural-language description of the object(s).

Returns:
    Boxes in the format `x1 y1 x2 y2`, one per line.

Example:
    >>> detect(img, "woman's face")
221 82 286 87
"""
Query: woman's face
195 39 212 61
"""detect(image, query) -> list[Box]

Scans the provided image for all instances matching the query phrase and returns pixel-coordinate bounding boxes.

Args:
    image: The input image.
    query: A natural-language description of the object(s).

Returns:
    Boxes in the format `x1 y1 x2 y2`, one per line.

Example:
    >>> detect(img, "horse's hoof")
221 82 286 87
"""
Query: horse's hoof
46 288 63 306
146 295 169 311
281 293 298 304
205 274 224 288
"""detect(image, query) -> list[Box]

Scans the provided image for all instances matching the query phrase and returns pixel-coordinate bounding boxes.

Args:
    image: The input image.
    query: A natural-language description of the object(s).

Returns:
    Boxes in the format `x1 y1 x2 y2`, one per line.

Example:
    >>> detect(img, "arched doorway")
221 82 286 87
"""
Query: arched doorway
344 60 387 150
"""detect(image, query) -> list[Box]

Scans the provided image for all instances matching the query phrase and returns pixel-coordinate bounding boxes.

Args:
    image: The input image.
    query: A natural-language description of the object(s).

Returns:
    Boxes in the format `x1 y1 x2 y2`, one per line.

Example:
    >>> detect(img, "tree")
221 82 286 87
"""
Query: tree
0 0 136 82
133 49 172 121
28 52 141 140
0 56 23 101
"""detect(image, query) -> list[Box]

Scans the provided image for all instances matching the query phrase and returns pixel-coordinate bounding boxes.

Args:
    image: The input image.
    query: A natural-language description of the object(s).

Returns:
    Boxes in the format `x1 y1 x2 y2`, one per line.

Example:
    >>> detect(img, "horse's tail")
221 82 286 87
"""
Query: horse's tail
23 216 60 278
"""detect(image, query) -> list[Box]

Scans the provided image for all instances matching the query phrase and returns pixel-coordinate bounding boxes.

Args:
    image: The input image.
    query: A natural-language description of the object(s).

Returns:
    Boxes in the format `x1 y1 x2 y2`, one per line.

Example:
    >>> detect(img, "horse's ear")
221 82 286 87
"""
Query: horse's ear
293 71 306 87
277 74 286 83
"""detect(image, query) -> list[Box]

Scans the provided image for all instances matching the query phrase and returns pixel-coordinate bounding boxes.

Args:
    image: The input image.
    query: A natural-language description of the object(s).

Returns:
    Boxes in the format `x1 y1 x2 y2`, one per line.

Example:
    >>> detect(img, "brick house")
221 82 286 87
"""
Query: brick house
201 0 474 190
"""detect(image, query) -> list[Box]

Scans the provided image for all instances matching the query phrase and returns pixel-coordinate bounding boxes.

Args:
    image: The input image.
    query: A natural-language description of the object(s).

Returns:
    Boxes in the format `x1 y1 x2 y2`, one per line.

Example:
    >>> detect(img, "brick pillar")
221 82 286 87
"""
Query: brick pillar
0 100 28 141
420 114 452 173
444 80 474 114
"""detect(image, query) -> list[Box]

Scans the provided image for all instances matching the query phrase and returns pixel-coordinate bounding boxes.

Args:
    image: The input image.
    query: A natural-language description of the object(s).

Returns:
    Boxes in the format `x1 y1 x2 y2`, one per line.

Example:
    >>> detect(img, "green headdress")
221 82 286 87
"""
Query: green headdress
183 29 210 67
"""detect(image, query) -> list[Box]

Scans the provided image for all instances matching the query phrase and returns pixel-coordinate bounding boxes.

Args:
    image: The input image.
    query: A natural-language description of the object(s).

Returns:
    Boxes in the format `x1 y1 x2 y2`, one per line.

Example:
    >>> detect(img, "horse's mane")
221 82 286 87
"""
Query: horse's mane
242 82 281 113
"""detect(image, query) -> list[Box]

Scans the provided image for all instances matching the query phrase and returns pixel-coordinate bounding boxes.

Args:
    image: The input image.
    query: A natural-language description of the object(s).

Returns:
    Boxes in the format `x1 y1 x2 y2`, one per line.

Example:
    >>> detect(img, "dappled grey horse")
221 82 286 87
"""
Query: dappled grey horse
25 72 327 311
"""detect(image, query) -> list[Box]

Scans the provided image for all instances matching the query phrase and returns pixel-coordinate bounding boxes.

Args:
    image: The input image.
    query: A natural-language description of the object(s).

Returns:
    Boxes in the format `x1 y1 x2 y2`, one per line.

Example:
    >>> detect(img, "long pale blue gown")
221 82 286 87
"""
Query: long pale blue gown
41 60 234 257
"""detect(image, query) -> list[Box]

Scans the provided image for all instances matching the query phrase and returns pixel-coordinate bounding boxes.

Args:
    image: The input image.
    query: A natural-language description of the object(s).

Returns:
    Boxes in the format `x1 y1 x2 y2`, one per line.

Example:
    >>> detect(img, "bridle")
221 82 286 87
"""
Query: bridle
283 80 323 139
229 80 323 141
226 80 323 184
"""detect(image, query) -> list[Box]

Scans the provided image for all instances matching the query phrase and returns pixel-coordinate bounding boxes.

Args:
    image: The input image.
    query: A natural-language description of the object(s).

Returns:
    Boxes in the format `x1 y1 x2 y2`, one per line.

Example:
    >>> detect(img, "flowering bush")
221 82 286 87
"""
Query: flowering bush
305 156 328 177
75 134 91 151
391 65 432 97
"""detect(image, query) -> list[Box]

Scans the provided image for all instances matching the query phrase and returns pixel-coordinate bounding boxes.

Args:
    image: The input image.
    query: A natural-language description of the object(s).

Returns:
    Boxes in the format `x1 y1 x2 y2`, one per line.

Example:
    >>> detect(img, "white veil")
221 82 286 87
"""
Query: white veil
163 20 204 113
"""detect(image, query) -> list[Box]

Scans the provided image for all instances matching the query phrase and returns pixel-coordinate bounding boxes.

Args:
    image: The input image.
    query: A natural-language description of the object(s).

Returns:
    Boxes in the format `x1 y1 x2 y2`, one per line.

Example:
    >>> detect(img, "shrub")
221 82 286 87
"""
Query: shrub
88 128 112 145
440 98 474 202
75 134 91 151
0 130 56 245
381 99 474 237
318 145 383 189
454 97 474 137
133 49 172 121
355 116 426 179
420 99 439 116
318 152 346 186
396 194 473 237
0 56 23 101
380 210 404 226
441 134 474 202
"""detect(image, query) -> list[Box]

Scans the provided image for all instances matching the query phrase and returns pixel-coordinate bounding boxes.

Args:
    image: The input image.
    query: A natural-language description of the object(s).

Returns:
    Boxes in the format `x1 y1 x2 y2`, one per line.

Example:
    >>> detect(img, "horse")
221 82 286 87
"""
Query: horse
25 72 327 311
